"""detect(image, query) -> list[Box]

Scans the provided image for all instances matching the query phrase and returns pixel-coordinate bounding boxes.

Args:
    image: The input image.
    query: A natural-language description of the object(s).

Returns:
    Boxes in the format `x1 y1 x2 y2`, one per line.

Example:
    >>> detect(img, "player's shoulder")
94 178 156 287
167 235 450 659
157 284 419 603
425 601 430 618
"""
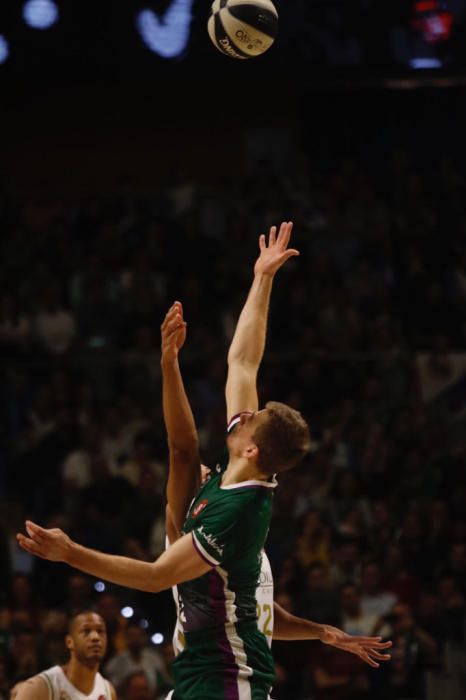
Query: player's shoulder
12 674 50 700
190 474 275 527
213 479 276 523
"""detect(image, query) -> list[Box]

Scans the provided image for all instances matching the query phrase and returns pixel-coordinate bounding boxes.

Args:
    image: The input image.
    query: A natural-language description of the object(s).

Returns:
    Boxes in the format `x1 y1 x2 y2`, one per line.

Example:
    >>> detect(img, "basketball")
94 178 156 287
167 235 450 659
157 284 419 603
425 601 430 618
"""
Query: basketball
207 0 279 60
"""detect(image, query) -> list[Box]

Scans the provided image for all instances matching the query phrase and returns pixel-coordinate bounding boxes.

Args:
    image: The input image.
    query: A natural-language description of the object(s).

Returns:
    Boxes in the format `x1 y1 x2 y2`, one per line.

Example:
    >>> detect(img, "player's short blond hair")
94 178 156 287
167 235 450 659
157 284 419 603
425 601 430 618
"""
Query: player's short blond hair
253 401 311 475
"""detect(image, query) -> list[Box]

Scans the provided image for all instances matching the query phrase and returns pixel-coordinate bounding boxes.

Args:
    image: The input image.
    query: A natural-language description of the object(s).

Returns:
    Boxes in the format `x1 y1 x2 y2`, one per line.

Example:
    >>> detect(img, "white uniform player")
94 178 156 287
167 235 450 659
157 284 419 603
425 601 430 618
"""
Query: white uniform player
37 665 112 700
11 612 115 700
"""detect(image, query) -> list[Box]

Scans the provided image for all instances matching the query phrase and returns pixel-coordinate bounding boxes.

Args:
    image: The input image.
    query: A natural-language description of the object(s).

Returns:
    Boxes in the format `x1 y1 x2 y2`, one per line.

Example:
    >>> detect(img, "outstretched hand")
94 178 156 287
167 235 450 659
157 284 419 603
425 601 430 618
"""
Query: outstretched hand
161 301 187 362
254 221 299 278
320 625 392 668
17 521 73 562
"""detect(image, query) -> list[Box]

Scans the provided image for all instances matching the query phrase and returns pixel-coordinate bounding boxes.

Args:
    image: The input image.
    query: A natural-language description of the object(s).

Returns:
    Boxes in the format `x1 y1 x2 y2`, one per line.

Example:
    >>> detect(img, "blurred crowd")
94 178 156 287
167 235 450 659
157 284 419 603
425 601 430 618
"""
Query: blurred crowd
0 145 465 699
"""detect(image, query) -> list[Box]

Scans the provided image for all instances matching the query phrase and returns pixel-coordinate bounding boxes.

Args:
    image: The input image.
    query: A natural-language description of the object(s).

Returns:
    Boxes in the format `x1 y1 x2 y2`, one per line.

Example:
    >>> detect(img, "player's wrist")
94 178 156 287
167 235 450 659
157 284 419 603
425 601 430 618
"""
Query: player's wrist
313 622 326 641
65 539 81 566
161 355 179 369
254 269 275 280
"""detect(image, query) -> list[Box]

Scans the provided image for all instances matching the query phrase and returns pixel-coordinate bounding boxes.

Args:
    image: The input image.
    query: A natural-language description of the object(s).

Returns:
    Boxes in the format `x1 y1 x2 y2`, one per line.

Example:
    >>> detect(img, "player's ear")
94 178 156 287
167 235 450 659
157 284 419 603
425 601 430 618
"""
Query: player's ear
65 634 73 652
243 443 259 460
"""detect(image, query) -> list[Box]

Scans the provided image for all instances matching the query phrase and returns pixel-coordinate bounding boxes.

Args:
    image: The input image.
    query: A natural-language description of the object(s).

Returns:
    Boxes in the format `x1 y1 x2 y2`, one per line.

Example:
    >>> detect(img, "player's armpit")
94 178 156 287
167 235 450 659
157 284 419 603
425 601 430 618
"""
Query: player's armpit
165 503 180 545
225 362 259 421
13 677 49 700
109 682 117 700
151 533 212 592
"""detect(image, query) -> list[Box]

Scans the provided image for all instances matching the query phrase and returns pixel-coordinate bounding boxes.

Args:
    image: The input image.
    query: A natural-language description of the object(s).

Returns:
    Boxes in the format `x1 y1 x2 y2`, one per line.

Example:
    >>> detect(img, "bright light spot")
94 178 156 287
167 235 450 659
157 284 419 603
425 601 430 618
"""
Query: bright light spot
0 36 9 64
136 0 194 59
94 581 106 593
121 606 134 619
140 619 149 629
151 632 164 645
409 57 442 69
23 0 59 30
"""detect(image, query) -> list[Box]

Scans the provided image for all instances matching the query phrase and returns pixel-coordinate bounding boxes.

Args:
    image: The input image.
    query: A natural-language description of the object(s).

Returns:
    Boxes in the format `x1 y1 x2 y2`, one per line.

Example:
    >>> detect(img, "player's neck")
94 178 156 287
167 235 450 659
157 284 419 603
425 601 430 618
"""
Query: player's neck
63 659 98 695
222 458 267 486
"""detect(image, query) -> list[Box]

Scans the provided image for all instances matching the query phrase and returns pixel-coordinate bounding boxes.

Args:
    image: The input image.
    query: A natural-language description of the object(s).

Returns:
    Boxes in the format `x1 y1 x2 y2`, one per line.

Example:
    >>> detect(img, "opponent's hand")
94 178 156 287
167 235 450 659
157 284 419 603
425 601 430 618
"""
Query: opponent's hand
254 222 299 278
319 625 392 669
161 301 187 362
16 520 74 563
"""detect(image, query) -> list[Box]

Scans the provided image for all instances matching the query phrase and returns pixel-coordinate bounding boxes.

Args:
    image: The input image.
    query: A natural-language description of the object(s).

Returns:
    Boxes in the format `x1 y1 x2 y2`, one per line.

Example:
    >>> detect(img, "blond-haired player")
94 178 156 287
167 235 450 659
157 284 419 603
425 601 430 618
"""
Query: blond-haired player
160 299 392 696
18 223 391 700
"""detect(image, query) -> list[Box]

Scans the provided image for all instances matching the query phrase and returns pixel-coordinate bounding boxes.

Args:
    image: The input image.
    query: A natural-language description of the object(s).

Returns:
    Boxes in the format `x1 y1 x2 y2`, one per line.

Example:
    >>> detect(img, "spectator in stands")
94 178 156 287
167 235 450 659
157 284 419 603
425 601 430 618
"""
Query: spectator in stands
6 628 43 685
105 622 168 695
34 283 76 355
329 539 362 588
360 562 398 618
64 574 94 617
119 670 154 700
378 603 437 699
310 643 370 700
340 583 380 638
296 563 340 626
0 293 30 357
295 511 331 570
95 593 128 663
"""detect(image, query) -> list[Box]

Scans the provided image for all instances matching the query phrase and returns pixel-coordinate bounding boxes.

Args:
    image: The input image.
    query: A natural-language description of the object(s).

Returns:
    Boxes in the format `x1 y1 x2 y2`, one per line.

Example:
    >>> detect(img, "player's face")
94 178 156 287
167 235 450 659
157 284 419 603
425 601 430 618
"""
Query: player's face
227 410 269 457
67 613 107 666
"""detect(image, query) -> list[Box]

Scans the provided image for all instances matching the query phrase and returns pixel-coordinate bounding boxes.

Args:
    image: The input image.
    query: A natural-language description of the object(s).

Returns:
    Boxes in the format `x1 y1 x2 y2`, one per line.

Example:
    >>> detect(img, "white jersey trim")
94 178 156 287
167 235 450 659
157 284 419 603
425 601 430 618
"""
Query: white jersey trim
216 565 253 700
220 477 277 490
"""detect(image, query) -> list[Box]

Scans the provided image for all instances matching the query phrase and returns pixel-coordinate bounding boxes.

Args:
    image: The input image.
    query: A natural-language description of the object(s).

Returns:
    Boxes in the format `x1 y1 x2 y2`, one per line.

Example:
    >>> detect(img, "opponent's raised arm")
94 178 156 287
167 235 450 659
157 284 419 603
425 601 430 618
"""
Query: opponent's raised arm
161 302 201 542
272 603 392 669
16 521 210 593
226 222 299 420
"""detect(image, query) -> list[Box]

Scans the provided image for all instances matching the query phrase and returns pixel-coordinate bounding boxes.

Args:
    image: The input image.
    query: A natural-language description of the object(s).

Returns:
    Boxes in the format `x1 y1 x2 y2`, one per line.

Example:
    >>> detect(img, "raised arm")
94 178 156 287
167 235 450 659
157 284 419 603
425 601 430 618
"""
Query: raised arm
17 521 211 593
273 602 392 669
225 222 299 420
161 302 201 542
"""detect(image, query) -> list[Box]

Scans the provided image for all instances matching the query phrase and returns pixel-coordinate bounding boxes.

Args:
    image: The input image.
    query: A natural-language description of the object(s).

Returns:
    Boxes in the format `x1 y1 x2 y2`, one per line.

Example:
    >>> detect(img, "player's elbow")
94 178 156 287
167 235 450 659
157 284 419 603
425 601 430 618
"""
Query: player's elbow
227 351 258 371
142 576 163 594
227 348 247 365
146 561 171 594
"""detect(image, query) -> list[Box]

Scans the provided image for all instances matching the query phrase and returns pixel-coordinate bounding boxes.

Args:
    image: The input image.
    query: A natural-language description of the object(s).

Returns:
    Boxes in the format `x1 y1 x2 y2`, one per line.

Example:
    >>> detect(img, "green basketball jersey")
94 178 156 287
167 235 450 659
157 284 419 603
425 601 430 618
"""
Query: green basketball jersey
172 469 277 699
179 470 276 631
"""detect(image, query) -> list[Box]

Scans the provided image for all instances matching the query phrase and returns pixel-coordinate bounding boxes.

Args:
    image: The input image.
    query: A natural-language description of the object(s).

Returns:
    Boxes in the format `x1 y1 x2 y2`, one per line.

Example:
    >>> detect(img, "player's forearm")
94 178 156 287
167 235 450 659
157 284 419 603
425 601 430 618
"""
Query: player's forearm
162 358 200 526
162 358 199 453
272 603 324 641
227 273 273 369
67 542 160 593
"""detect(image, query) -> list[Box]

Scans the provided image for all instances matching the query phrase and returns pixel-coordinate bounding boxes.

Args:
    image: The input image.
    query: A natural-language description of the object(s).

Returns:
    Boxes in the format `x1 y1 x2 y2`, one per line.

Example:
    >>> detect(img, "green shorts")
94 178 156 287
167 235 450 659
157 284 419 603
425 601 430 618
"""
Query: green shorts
171 620 275 700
